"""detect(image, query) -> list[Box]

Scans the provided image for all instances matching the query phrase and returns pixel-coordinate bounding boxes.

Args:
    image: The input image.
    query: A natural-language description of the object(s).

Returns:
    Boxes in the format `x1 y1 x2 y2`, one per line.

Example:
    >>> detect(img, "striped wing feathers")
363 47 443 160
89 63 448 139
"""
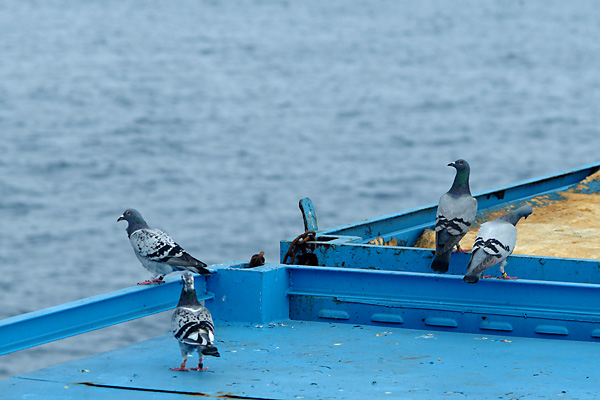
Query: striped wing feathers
171 307 215 347
130 228 185 262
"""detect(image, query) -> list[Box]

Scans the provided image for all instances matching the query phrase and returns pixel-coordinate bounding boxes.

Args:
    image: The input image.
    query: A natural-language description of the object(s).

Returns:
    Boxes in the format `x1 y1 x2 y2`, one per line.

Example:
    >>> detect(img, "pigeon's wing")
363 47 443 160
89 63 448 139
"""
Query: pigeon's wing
477 221 517 259
130 229 209 274
466 221 516 275
171 307 215 347
436 194 477 235
165 251 207 269
435 193 477 253
130 228 185 262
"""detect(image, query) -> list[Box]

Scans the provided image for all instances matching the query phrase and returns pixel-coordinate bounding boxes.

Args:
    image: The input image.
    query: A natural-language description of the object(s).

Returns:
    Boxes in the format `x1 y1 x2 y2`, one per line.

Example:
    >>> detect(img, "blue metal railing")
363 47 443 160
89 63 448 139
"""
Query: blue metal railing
0 275 211 356
2 259 600 360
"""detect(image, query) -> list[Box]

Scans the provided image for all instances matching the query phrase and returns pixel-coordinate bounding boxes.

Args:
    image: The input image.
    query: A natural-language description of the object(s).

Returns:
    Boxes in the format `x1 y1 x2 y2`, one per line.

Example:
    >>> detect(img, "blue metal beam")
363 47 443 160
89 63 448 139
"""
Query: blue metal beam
287 266 600 313
286 266 600 341
0 274 211 356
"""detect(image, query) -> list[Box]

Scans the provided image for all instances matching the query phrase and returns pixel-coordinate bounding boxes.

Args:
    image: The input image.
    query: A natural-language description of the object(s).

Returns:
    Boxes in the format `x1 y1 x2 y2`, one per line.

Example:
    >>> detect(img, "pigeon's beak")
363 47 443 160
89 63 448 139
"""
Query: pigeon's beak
117 215 124 222
447 162 455 167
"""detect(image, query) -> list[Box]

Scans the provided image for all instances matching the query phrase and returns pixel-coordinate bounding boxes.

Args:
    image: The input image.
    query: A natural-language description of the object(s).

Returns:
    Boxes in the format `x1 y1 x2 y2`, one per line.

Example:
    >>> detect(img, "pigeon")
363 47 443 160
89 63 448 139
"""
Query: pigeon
463 205 533 283
117 209 211 284
170 272 220 371
431 159 478 273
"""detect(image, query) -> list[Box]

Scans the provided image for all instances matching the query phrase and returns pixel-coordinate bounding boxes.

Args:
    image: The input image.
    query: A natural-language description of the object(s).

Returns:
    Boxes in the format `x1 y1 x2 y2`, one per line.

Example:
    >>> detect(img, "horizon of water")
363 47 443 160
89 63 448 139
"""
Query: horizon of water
1 0 599 380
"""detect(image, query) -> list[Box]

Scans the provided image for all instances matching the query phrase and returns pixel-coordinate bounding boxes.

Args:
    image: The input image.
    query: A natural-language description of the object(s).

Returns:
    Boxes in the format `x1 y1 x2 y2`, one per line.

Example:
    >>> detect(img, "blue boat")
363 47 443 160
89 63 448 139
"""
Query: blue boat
1 163 600 399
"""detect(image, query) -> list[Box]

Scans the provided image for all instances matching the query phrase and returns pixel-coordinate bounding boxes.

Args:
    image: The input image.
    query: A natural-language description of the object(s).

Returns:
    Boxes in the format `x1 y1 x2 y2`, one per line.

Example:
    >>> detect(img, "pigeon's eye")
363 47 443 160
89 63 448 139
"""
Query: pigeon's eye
126 211 131 215
459 160 463 164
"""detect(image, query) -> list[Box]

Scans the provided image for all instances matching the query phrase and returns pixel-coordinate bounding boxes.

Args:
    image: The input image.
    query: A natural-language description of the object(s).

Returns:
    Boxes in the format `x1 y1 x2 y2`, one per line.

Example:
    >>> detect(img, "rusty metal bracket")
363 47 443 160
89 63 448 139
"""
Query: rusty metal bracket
282 230 317 265
282 198 321 266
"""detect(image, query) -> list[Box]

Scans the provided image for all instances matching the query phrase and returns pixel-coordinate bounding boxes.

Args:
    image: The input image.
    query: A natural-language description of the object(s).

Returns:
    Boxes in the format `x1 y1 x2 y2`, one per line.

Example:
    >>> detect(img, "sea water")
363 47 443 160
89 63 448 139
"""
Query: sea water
0 0 598 379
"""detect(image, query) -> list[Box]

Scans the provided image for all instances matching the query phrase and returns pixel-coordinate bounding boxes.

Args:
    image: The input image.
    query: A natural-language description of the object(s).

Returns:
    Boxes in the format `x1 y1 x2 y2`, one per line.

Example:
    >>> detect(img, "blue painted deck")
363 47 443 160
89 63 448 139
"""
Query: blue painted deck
3 320 600 399
2 162 600 398
2 263 600 399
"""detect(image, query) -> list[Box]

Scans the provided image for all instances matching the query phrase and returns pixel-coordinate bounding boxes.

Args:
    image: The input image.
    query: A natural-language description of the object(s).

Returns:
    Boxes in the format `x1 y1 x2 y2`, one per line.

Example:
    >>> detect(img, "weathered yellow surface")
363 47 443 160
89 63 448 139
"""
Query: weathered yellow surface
368 237 398 246
412 171 600 259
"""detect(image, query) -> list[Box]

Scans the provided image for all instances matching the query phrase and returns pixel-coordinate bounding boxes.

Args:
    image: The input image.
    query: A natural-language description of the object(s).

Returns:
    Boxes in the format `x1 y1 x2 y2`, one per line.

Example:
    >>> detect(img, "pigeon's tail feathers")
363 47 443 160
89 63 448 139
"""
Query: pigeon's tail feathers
168 251 205 266
202 345 220 358
185 264 212 276
183 252 207 269
170 252 211 275
434 226 465 258
431 251 451 273
462 274 479 284
463 249 491 284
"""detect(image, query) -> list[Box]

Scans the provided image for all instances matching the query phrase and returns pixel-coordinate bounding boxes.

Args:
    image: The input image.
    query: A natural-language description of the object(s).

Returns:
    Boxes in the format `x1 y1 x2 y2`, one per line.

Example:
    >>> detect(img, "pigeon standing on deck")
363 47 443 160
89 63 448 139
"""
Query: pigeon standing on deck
463 205 533 283
117 209 211 284
431 159 478 273
171 272 220 371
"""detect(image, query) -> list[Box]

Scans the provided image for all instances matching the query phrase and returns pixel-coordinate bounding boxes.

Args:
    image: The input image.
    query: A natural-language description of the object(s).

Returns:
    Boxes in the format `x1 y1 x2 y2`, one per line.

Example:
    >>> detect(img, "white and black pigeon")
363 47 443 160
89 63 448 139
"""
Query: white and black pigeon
118 209 211 285
170 272 220 371
463 205 533 283
431 159 478 273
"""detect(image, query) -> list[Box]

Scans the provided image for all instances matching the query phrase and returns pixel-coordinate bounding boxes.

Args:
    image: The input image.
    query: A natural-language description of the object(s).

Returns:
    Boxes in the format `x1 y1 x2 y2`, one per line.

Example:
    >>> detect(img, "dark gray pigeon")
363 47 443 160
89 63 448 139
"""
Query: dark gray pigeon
170 272 220 371
431 159 478 273
463 205 533 283
118 209 211 284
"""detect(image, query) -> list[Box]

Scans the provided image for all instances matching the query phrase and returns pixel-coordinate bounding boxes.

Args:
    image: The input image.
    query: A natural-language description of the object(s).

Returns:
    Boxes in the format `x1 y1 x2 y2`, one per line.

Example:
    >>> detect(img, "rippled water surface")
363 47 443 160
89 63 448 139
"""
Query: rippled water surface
1 0 599 379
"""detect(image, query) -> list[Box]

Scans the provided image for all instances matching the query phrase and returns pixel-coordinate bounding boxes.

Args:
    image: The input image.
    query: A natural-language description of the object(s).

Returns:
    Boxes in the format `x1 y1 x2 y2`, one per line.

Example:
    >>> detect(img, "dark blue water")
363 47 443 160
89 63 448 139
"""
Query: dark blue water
1 0 598 379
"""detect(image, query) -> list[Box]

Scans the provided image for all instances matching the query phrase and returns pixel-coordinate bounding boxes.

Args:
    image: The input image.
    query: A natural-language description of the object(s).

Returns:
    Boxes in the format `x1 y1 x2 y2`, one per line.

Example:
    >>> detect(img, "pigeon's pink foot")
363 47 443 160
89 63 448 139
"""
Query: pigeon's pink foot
137 276 165 285
456 248 472 253
481 275 492 279
190 367 208 371
497 275 518 280
170 367 190 371
137 280 162 285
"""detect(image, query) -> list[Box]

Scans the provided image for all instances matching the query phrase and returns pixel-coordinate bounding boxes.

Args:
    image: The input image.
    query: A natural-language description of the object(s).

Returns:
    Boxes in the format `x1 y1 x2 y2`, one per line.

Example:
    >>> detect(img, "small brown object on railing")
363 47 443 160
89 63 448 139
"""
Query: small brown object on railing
249 251 265 268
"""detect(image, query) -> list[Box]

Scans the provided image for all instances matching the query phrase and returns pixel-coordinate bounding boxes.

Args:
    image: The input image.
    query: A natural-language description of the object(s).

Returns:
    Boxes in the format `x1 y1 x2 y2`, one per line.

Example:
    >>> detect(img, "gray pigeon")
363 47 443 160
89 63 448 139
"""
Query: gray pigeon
431 159 478 273
118 209 211 284
463 205 533 283
170 272 220 371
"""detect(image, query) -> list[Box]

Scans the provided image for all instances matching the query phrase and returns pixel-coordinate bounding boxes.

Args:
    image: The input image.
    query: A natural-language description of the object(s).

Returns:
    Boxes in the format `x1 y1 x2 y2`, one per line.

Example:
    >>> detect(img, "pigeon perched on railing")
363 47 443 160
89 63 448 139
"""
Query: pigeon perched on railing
431 159 478 273
170 272 220 371
117 209 211 284
463 205 533 283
